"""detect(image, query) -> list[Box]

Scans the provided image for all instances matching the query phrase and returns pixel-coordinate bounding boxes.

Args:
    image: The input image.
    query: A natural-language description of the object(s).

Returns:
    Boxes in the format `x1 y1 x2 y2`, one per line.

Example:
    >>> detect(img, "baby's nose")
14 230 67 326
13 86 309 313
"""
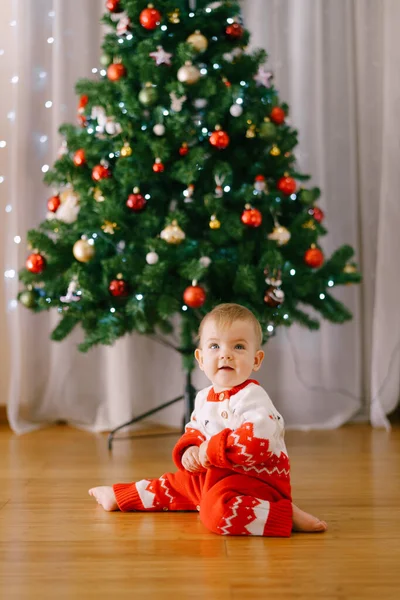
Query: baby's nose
220 348 232 359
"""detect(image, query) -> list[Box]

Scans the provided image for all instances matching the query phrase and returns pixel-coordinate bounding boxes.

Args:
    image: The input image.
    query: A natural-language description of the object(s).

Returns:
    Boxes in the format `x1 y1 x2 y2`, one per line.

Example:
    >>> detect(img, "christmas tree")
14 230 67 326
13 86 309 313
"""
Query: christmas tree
19 0 361 372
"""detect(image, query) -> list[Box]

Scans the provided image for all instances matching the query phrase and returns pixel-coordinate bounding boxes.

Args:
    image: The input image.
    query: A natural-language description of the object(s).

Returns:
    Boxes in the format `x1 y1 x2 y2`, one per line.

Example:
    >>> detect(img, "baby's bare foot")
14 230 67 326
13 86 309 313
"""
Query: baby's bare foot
292 503 327 533
88 486 118 511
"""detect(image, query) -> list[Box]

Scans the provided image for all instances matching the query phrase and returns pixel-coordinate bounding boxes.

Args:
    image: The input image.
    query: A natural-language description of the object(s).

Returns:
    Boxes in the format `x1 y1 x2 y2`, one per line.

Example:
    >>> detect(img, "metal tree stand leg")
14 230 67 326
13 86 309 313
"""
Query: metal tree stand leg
108 370 196 451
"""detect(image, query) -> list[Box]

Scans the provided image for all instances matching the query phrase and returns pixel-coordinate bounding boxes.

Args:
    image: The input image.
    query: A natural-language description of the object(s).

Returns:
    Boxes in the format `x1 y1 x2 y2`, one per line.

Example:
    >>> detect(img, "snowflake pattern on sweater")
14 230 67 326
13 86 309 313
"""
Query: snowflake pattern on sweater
173 379 291 499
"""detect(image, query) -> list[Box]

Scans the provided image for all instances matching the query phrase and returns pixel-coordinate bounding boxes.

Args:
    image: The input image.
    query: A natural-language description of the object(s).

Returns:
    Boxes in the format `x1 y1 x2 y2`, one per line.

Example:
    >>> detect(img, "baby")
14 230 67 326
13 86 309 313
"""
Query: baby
89 303 327 536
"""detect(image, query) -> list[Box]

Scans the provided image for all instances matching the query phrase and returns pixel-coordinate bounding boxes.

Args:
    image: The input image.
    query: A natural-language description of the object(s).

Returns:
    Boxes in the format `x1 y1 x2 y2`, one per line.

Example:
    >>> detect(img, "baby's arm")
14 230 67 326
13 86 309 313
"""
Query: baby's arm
172 401 207 470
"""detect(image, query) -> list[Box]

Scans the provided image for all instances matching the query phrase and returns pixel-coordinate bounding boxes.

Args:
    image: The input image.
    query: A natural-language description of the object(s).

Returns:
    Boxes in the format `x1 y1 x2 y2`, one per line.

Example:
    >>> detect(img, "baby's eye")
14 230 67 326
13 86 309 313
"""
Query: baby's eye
235 344 245 350
209 343 219 349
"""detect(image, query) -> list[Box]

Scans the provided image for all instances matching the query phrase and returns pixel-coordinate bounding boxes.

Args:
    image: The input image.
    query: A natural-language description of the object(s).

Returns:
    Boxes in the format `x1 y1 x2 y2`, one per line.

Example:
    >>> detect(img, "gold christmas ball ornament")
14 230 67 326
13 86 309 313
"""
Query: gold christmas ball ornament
187 30 208 53
177 62 201 85
270 145 281 156
209 215 221 230
73 238 95 263
160 220 186 244
120 142 132 157
138 83 158 106
19 289 37 309
267 225 291 246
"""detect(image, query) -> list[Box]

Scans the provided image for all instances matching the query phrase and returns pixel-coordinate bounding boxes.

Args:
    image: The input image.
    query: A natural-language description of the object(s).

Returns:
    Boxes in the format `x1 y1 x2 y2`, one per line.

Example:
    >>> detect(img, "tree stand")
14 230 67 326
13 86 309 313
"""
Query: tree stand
108 368 196 451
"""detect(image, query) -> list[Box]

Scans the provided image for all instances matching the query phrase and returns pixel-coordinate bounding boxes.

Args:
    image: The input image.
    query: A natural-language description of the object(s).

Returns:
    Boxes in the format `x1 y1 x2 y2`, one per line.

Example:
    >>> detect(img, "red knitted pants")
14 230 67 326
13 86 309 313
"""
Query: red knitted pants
113 468 292 537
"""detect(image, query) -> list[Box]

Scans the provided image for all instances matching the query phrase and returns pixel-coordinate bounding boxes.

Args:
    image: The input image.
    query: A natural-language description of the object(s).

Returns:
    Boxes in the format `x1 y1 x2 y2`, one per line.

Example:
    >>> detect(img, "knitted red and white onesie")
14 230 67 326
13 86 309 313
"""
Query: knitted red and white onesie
113 379 292 537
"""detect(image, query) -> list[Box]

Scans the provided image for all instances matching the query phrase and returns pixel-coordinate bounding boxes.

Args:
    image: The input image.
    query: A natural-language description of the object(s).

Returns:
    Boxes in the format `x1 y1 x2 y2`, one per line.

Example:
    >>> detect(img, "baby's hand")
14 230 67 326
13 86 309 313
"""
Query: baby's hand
182 446 205 473
199 441 211 468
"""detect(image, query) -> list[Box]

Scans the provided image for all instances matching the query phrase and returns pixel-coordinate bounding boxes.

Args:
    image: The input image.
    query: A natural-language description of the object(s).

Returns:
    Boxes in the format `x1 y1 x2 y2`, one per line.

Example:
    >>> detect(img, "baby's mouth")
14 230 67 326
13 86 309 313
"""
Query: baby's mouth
219 366 234 371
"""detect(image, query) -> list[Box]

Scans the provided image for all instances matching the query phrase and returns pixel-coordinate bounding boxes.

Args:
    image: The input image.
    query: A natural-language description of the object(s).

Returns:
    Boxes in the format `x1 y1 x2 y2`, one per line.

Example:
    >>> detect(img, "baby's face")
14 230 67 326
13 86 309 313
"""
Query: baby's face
195 318 264 392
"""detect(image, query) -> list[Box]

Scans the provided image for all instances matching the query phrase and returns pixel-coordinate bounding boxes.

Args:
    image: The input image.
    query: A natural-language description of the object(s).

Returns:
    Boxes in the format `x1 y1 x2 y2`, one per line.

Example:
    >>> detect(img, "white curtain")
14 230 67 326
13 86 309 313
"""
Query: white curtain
1 0 398 434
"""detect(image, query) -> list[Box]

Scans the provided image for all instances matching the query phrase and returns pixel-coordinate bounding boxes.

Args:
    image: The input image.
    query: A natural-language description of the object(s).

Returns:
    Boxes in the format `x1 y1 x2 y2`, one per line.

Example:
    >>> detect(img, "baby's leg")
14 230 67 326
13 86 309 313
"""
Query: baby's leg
200 475 292 537
89 470 201 513
89 486 118 511
292 503 327 532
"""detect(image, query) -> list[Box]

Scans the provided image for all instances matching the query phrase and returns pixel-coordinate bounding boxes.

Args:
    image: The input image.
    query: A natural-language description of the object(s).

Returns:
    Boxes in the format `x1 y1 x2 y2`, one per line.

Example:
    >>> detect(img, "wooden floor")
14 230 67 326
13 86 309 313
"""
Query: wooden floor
0 423 399 599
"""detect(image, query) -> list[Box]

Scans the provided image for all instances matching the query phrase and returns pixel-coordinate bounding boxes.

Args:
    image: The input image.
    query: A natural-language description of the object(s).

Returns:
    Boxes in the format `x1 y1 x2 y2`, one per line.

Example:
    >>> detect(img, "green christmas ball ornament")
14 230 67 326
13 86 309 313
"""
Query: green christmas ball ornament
299 189 316 205
100 54 111 67
19 289 37 309
259 120 277 141
139 84 158 106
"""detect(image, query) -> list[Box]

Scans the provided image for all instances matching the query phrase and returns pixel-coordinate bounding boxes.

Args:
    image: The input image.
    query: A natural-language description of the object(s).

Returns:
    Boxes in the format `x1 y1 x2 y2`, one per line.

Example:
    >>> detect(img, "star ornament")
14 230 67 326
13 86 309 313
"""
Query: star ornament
149 46 173 66
254 66 273 88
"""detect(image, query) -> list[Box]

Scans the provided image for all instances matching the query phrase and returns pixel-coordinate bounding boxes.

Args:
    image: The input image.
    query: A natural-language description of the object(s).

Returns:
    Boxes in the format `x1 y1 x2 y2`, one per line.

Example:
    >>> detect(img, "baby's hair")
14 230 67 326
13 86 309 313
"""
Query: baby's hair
198 303 263 348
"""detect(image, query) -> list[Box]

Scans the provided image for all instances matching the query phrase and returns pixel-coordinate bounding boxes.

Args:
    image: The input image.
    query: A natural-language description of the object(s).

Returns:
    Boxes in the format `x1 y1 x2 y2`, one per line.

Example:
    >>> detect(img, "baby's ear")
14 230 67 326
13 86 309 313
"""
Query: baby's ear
253 350 265 371
195 348 204 370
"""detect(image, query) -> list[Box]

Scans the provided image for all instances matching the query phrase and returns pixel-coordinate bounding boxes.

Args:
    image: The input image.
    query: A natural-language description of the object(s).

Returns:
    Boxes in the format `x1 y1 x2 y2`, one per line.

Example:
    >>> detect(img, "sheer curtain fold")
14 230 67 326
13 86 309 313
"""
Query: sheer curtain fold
2 0 399 433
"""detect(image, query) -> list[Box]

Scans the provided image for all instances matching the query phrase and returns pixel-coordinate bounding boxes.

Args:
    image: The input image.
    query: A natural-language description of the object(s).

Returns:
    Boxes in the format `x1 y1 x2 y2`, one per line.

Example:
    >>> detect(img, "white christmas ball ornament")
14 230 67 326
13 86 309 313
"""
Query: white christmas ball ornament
153 124 165 136
193 98 208 109
177 62 201 85
230 104 243 117
199 256 211 268
146 251 159 265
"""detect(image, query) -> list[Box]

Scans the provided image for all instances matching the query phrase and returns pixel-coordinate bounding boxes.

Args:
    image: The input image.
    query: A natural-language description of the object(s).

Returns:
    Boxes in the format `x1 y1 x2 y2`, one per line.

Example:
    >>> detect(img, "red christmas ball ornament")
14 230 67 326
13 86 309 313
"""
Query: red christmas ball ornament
139 5 162 30
183 285 206 309
241 205 262 228
47 195 60 213
152 158 165 173
106 0 122 13
304 247 324 268
309 206 325 223
26 253 46 274
109 278 129 297
225 23 244 40
270 106 286 125
277 176 297 195
209 128 230 150
126 189 146 212
92 164 111 181
179 143 189 156
73 149 86 167
107 62 126 81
